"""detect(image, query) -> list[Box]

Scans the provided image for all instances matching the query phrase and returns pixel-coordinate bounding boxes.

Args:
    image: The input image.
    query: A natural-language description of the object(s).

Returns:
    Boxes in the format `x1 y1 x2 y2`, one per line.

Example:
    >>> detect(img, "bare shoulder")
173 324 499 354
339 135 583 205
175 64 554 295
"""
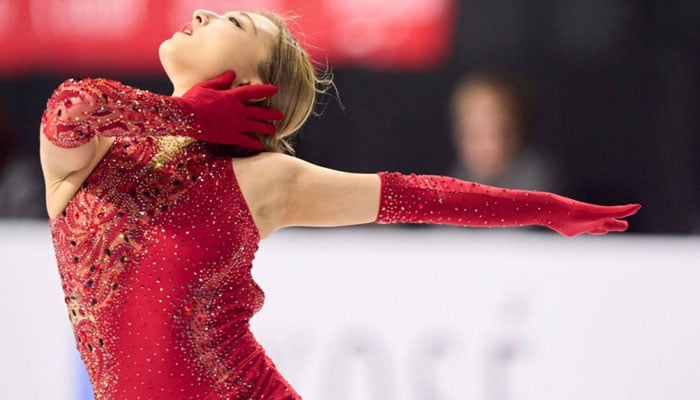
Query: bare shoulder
231 151 309 194
231 150 301 176
232 151 381 234
231 152 304 239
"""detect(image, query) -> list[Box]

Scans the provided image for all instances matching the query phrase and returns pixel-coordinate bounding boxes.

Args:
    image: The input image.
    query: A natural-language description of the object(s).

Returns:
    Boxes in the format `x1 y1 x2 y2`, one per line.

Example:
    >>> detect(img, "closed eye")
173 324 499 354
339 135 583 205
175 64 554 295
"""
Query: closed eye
229 16 242 29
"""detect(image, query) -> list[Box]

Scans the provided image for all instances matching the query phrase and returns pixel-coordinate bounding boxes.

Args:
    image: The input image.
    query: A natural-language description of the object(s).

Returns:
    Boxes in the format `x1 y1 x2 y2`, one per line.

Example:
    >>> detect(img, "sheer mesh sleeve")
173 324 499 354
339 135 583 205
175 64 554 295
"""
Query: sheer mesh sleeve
41 78 201 148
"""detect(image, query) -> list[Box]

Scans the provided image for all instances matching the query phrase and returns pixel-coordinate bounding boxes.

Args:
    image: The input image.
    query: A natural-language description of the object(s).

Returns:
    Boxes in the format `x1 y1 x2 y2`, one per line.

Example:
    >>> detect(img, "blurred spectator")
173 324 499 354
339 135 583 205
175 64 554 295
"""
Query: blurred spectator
448 70 559 192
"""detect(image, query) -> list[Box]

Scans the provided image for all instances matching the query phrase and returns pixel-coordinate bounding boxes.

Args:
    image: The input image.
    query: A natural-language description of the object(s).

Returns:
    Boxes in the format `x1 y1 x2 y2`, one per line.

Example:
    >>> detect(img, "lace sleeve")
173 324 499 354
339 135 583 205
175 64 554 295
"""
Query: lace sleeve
41 78 201 148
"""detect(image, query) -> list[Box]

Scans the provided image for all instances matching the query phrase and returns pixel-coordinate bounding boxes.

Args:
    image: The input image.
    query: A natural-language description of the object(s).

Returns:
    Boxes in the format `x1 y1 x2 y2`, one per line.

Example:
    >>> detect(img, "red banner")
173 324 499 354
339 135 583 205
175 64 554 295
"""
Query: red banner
0 0 456 75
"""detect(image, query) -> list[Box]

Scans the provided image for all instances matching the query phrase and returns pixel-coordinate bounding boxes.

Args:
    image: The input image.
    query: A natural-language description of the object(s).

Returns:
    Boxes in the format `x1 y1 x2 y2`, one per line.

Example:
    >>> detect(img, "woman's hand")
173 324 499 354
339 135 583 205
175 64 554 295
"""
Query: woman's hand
174 71 284 149
546 198 641 237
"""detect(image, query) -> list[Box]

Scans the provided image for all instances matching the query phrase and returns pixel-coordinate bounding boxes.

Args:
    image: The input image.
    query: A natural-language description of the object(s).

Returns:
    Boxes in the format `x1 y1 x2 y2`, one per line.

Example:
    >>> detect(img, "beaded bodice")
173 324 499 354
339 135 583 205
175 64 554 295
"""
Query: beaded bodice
49 136 271 399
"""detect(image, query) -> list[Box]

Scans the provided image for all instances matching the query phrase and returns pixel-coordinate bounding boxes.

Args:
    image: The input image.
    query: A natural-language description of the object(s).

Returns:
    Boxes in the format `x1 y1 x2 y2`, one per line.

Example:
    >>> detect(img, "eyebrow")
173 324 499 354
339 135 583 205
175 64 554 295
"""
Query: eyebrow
239 12 258 35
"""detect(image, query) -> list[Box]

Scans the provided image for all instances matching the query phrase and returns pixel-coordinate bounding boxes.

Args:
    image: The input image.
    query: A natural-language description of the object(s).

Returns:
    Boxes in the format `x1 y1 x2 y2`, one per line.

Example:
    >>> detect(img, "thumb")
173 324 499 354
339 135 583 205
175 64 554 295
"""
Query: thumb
595 203 642 219
199 70 237 90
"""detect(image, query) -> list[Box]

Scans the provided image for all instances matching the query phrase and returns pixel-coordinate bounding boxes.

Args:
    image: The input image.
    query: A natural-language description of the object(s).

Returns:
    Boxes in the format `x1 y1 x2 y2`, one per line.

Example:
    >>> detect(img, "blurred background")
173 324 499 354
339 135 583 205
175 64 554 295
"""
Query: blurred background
1 0 699 399
0 0 698 231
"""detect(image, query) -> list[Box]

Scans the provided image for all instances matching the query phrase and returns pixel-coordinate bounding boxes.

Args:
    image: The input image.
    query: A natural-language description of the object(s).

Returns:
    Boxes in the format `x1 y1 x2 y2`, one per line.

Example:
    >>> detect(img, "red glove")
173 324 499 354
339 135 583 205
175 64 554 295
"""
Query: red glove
42 71 283 150
172 71 283 148
375 172 641 237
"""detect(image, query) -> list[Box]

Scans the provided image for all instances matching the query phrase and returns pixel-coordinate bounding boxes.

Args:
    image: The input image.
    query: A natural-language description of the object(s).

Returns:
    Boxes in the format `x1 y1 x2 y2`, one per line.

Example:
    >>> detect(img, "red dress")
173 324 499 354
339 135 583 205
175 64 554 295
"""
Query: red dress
44 77 639 400
49 134 300 399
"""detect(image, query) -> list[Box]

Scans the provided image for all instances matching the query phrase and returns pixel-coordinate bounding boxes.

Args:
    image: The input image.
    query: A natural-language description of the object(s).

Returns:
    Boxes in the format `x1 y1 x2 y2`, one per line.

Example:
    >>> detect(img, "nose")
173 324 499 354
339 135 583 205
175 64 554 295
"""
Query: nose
192 9 216 26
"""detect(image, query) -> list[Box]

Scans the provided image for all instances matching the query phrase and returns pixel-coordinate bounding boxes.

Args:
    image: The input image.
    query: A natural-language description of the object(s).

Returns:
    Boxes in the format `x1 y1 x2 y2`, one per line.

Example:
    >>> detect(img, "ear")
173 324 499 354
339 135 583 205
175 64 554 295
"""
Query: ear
237 76 269 102
236 75 264 87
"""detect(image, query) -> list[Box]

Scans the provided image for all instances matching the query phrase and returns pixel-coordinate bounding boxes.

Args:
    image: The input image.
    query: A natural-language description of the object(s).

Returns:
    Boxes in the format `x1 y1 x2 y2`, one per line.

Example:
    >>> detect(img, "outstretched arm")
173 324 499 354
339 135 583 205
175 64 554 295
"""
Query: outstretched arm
373 172 640 237
279 158 639 237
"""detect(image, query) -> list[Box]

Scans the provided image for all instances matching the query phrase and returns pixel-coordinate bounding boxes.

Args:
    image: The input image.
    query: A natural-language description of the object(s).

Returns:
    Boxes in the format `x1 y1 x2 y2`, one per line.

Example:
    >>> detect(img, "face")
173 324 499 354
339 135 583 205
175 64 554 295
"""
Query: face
159 9 279 95
453 84 520 180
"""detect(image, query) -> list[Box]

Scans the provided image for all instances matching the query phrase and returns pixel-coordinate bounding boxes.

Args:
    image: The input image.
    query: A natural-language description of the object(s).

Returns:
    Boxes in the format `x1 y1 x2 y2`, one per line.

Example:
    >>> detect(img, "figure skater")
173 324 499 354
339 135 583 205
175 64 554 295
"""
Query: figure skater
39 9 640 400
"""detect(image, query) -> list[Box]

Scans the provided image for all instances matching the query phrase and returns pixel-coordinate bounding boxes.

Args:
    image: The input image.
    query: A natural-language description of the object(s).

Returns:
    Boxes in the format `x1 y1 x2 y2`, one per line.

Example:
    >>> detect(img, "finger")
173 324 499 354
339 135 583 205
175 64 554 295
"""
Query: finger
592 203 642 219
242 119 277 135
622 203 642 217
612 204 641 218
602 219 629 233
233 84 279 101
243 104 285 121
230 133 264 150
200 71 237 90
587 221 623 235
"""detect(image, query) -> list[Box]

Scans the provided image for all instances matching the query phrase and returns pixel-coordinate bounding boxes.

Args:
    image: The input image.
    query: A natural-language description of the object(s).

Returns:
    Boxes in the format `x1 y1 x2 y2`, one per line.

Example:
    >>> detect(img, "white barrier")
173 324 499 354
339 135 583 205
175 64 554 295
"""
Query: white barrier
1 221 699 399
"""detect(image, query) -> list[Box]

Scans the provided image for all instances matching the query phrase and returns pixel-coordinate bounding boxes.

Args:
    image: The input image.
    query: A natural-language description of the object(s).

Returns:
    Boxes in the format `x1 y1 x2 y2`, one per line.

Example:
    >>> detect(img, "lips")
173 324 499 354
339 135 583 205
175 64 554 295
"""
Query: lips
181 22 193 35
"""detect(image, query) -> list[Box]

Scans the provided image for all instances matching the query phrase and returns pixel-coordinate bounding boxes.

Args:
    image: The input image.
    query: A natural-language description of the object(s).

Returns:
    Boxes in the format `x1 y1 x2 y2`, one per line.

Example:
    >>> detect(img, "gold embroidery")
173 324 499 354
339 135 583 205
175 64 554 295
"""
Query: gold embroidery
151 136 195 168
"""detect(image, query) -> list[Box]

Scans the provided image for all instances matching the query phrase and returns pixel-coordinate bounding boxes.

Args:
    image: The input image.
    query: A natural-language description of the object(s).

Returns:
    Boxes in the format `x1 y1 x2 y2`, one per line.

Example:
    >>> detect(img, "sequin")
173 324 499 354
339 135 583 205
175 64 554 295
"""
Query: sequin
47 80 301 399
374 172 557 227
374 172 636 237
41 78 198 149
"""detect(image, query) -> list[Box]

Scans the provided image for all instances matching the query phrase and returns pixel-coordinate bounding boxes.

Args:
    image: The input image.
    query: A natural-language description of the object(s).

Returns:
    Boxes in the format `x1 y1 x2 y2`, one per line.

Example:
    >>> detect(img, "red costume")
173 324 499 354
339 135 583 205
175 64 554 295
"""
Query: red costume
43 76 638 399
44 77 299 399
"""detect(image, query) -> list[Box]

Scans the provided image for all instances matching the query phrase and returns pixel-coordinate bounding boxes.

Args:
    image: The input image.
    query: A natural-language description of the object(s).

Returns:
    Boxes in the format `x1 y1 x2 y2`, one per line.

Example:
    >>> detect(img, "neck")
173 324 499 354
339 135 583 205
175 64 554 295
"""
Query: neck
170 78 196 97
171 86 186 97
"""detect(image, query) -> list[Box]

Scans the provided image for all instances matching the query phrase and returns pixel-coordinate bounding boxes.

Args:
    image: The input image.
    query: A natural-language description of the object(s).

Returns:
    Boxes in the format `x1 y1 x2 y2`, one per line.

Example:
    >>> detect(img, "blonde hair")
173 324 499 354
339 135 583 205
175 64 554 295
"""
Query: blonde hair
254 11 334 154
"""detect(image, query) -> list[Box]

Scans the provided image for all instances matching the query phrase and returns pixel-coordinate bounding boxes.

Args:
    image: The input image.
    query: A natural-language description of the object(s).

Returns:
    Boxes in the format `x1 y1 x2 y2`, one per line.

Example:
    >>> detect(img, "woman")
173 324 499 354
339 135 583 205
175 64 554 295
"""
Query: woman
40 9 639 400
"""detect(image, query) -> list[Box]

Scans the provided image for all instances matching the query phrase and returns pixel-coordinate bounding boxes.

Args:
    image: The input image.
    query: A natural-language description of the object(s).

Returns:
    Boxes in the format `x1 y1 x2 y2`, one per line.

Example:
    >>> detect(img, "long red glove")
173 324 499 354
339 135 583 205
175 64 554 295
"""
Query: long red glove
375 172 641 237
41 71 283 150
